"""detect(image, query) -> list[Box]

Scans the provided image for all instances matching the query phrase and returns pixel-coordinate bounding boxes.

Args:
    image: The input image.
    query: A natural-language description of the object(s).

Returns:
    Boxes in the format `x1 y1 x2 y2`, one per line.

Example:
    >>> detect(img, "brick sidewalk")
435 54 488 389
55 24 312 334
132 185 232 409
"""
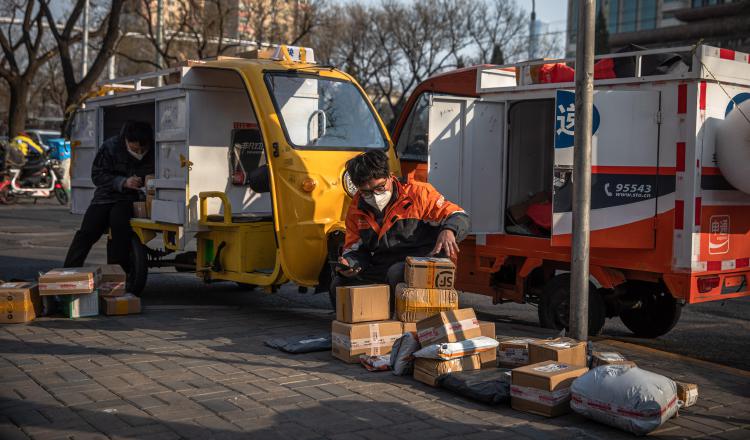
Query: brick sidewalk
1 304 748 440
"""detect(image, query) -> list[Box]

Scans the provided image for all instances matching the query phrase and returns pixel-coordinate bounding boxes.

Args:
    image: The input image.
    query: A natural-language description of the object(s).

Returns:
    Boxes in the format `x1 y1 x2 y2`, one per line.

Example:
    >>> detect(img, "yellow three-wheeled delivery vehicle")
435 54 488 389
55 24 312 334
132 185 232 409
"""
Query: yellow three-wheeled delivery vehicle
69 45 400 303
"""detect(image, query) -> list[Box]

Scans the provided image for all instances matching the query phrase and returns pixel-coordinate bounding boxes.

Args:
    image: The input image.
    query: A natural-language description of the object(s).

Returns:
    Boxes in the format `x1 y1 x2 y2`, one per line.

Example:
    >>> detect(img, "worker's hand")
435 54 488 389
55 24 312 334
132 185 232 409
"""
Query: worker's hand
124 176 143 190
336 256 361 278
431 229 459 259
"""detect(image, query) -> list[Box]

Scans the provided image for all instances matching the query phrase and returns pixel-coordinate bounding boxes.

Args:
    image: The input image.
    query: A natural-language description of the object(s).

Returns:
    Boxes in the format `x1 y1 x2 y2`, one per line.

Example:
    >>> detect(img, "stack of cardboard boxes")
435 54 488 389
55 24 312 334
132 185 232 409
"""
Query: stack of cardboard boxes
98 265 141 316
38 267 101 318
395 257 459 323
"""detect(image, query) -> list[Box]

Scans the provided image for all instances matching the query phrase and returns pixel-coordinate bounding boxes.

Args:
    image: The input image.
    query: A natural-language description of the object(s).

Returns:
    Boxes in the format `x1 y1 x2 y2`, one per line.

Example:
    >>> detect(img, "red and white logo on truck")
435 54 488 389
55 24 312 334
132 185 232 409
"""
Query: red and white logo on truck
708 215 730 255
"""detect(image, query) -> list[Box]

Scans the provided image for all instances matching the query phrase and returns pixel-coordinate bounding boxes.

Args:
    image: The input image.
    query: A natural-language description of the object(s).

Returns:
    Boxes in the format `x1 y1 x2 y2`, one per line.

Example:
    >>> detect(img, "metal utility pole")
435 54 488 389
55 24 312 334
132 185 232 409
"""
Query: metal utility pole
570 0 596 341
528 0 537 59
156 0 164 86
82 0 89 76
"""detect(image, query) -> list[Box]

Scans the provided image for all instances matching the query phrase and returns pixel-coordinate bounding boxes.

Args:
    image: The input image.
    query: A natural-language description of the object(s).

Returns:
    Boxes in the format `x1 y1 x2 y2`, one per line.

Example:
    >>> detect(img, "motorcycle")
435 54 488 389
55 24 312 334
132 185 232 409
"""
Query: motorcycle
0 155 68 205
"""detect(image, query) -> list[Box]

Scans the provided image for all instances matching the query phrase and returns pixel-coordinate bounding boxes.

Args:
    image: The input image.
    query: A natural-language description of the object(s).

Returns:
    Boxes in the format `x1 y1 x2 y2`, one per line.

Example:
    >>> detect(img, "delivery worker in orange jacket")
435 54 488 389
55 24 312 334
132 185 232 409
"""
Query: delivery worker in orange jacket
332 150 470 312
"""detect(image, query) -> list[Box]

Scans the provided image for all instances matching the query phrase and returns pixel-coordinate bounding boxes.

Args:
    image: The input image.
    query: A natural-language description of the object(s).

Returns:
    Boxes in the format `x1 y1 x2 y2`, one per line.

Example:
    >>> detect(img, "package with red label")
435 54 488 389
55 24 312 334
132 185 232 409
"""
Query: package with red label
416 308 481 345
331 320 403 363
511 361 588 417
38 267 100 295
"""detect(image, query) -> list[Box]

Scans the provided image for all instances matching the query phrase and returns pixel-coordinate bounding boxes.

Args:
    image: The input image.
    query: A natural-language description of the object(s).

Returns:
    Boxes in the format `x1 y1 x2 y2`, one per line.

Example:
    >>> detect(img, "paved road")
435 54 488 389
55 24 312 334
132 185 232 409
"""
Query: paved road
1 201 749 371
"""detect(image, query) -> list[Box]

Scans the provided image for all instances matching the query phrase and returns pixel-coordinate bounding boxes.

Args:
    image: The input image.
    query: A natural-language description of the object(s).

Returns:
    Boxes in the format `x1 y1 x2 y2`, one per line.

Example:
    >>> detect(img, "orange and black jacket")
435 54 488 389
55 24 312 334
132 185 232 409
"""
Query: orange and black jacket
343 177 470 273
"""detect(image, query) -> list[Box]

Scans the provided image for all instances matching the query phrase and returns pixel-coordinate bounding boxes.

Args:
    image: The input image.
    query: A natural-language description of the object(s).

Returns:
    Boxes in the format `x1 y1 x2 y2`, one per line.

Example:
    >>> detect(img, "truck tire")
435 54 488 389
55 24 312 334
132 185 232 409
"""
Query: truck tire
619 282 682 338
127 236 148 296
538 274 606 336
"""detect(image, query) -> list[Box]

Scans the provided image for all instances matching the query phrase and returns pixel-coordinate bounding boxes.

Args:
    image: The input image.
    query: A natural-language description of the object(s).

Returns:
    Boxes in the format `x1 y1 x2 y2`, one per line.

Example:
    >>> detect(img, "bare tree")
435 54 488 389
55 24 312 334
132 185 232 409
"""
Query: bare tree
40 0 124 132
0 1 58 136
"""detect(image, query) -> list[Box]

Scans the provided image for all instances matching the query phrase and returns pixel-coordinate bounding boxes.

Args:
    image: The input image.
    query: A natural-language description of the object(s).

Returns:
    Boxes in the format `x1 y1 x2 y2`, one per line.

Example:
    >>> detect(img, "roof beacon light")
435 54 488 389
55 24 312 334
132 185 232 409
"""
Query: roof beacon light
259 45 316 64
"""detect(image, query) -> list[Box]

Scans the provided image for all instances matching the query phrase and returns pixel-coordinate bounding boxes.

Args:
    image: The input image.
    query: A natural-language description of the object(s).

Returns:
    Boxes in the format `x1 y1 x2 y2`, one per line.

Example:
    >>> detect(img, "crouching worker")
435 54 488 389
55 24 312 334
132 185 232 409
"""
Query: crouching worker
64 121 155 272
332 150 470 313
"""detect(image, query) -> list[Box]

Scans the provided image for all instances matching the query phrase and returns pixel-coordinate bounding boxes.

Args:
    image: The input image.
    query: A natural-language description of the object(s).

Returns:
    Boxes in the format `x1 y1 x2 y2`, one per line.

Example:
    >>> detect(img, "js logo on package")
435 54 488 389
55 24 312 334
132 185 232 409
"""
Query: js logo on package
435 270 454 288
709 215 730 255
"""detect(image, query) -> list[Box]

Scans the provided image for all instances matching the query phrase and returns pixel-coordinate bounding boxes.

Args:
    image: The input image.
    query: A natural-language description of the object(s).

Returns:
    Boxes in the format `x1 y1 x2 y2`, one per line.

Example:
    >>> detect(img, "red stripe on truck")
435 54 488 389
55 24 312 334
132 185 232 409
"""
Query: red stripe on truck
676 142 686 172
719 48 735 60
677 84 687 114
695 197 702 226
736 258 749 268
707 261 722 271
699 82 706 110
674 200 684 230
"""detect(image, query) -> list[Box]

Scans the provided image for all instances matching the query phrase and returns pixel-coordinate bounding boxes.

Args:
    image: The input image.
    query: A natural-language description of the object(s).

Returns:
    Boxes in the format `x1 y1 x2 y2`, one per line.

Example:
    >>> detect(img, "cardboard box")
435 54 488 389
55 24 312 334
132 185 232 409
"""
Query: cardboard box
0 282 41 323
416 308 481 346
336 285 390 323
590 351 630 368
675 381 698 408
38 267 100 295
133 201 148 218
478 321 497 368
331 320 402 363
404 256 456 289
403 322 417 334
99 264 126 283
394 283 458 322
99 281 126 297
413 354 483 387
101 293 141 315
59 292 99 318
498 337 539 368
528 338 587 367
511 361 589 417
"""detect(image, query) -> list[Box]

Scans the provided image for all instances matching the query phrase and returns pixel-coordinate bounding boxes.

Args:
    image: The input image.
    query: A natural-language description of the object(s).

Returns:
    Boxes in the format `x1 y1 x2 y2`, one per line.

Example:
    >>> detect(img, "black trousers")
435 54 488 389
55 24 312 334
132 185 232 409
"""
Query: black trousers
330 261 406 316
64 201 134 270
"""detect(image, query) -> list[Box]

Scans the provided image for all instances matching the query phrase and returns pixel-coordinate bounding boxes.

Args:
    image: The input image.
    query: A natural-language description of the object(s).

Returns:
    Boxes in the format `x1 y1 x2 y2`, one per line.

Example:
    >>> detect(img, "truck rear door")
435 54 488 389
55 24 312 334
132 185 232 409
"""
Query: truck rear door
551 89 662 249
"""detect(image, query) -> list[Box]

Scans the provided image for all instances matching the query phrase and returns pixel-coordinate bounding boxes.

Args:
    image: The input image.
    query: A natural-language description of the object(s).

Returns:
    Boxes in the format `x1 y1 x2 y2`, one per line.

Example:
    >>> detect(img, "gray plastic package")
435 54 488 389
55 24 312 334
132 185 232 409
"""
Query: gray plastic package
571 364 679 435
390 332 421 375
264 334 331 353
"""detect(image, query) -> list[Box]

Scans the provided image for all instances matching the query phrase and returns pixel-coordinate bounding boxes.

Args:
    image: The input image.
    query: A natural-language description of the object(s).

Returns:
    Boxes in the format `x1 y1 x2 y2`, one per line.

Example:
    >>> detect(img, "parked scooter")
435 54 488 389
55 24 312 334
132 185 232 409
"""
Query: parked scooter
0 155 68 205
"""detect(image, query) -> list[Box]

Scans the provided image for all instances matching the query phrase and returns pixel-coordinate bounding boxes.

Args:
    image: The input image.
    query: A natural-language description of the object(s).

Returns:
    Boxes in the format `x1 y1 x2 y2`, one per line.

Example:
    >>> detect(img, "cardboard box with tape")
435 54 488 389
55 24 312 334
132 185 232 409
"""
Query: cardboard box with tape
675 381 698 408
59 292 99 318
336 285 390 323
498 337 539 368
101 293 142 316
38 267 100 295
0 282 42 324
528 338 587 367
478 321 497 368
414 354 483 387
590 351 631 368
416 308 481 346
394 283 458 322
99 281 126 297
331 320 403 363
404 256 456 289
511 361 589 417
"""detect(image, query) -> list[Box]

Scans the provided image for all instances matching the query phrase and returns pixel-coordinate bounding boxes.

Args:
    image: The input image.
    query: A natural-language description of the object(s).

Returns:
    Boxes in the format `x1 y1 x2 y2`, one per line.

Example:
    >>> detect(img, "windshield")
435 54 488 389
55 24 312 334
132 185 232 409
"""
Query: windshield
40 134 60 146
266 73 387 150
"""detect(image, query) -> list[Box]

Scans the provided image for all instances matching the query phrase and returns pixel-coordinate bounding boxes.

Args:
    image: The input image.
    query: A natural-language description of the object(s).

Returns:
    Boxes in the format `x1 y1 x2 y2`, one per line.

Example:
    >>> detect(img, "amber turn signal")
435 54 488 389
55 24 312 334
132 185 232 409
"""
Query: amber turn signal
301 177 317 192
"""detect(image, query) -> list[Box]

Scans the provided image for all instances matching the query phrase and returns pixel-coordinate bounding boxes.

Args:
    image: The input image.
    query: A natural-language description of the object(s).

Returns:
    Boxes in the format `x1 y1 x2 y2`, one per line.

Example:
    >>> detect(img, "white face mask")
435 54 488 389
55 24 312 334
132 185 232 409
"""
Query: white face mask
363 190 392 212
127 146 145 161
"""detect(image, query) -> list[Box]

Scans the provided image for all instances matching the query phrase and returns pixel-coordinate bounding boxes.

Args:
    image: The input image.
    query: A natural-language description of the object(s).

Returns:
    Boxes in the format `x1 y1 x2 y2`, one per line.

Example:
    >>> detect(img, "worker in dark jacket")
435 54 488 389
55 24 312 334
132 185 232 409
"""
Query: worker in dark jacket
64 121 155 271
332 150 470 312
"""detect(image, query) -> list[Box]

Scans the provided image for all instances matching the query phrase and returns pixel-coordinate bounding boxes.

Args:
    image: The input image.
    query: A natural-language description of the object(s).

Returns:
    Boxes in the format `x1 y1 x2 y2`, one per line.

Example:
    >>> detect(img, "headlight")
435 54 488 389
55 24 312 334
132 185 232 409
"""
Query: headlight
342 170 358 198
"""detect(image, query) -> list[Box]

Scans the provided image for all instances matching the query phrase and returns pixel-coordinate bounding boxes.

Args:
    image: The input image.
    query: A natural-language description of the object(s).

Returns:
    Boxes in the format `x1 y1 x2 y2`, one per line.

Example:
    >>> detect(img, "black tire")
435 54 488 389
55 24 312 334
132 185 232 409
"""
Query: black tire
54 187 68 205
619 282 682 338
0 186 17 204
127 236 148 296
538 274 606 336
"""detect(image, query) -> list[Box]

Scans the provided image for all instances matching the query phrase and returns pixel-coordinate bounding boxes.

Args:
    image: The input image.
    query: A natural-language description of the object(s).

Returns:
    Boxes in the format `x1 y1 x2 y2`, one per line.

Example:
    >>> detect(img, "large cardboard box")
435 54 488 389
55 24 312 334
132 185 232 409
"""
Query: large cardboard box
331 320 402 363
99 264 126 283
394 283 458 322
101 293 141 315
498 337 539 368
414 354 483 387
404 256 456 289
479 321 497 368
59 292 99 318
336 285 390 323
528 338 587 366
416 308 481 346
0 282 41 324
38 267 100 295
511 361 589 417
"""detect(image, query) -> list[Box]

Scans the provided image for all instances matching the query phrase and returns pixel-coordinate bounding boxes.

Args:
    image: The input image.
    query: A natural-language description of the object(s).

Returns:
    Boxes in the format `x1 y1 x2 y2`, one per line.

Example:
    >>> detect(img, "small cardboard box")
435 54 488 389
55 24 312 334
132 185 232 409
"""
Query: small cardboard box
528 338 587 366
675 381 698 408
38 267 100 295
511 361 589 417
394 283 458 322
498 337 539 368
591 351 630 368
99 264 126 283
402 322 417 334
101 293 141 315
479 321 497 368
99 281 126 297
416 308 481 346
404 256 456 289
59 292 99 318
336 285 390 323
414 354 483 387
0 282 42 323
331 320 403 363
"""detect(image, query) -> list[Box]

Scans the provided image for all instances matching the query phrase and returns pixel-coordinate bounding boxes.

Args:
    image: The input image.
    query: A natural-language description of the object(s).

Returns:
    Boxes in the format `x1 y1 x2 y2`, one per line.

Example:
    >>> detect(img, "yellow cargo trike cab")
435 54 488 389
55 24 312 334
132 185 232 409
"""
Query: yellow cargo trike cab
68 45 399 296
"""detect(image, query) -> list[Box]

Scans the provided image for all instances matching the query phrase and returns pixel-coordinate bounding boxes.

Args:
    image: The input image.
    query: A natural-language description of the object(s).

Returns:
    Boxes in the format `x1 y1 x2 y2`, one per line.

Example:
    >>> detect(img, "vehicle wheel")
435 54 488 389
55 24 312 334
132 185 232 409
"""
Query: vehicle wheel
54 187 68 205
619 282 682 338
127 236 148 296
0 186 17 205
538 274 606 336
